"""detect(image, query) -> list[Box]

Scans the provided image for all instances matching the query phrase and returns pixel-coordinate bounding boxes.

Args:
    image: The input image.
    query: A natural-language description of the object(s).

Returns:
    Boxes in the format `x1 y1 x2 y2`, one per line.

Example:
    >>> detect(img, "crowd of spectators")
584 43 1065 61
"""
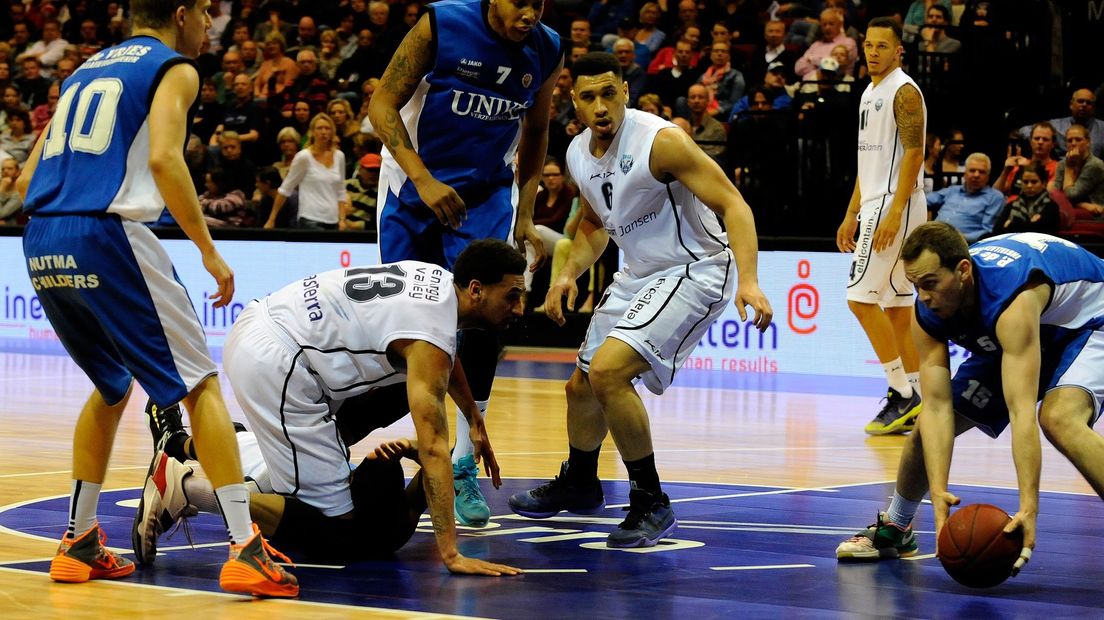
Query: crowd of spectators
0 0 1095 247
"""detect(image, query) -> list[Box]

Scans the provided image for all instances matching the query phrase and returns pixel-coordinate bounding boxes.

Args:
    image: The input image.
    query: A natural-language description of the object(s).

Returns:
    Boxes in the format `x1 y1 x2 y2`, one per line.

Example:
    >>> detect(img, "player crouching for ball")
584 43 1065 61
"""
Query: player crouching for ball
837 222 1104 578
135 239 525 576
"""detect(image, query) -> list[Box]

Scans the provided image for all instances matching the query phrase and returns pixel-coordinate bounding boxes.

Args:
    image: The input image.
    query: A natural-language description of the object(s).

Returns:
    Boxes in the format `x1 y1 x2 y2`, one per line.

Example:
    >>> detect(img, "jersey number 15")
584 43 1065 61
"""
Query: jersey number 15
42 78 124 159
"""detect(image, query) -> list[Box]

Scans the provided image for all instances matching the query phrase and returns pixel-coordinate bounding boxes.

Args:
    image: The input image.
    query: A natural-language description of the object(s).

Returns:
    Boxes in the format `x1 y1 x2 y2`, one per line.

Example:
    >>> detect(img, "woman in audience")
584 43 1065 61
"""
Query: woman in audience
199 167 252 227
0 108 34 164
264 113 350 230
272 126 302 178
1050 123 1104 218
327 98 361 173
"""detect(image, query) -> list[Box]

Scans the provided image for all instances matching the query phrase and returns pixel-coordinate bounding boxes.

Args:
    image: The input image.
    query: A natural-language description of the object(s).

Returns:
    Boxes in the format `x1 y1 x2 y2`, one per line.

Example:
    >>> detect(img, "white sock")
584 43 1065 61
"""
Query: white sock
907 372 921 397
882 358 912 397
887 491 922 528
214 483 254 545
453 399 489 465
68 480 101 536
184 475 220 514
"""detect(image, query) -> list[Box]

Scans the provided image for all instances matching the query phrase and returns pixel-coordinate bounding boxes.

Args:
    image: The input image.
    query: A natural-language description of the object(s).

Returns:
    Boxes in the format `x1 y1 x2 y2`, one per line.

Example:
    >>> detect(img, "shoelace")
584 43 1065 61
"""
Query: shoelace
254 525 295 568
456 476 482 501
531 474 568 498
618 504 653 529
93 529 127 569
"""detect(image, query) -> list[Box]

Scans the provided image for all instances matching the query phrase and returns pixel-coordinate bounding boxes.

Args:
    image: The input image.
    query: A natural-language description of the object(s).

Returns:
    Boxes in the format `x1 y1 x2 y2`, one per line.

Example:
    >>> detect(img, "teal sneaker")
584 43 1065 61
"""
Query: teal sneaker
836 512 918 561
453 454 490 527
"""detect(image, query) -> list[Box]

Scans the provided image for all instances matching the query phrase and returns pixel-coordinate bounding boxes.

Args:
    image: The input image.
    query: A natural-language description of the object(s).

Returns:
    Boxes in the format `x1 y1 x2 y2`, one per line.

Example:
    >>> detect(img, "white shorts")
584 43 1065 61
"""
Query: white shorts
846 188 927 307
577 250 735 395
223 301 354 517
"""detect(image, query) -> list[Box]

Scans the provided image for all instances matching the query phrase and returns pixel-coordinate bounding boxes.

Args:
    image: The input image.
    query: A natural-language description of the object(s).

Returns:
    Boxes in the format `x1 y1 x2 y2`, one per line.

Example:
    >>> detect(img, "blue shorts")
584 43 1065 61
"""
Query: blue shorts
953 329 1104 437
23 215 217 407
376 182 516 269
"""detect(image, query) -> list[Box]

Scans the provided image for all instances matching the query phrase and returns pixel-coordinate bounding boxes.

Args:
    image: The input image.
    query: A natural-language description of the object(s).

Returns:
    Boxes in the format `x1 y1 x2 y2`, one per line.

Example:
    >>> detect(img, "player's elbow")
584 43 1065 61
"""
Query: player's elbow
147 152 182 177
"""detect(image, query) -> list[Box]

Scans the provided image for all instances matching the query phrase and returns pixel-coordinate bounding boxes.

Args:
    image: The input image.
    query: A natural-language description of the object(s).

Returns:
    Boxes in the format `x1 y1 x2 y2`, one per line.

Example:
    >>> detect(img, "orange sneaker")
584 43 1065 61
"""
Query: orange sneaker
219 524 299 598
50 524 136 583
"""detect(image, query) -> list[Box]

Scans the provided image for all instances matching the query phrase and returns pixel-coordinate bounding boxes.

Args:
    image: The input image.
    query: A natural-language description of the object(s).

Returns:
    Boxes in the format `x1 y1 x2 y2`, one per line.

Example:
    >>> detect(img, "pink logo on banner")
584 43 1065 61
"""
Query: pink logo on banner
787 259 819 334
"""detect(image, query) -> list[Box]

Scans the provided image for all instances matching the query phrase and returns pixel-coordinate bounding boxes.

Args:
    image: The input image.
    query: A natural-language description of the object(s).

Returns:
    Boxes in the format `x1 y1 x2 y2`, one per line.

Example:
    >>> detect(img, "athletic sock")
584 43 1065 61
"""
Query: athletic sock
566 445 601 484
906 372 921 398
452 399 488 465
214 484 254 544
623 453 662 498
882 358 912 398
68 480 101 536
887 491 922 529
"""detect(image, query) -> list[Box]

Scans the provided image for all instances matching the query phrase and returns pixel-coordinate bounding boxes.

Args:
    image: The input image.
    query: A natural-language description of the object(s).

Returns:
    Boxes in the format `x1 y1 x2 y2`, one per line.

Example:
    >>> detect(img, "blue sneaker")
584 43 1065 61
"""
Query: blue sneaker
508 460 605 519
453 454 490 527
607 490 677 548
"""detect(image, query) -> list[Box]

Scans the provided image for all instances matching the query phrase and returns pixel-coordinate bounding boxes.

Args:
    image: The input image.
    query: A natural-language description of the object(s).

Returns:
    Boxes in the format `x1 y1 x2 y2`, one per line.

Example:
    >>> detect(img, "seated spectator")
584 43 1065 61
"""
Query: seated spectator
273 126 303 178
328 98 361 172
923 131 942 193
15 57 50 109
606 18 651 69
612 38 646 106
0 157 21 224
636 93 670 119
1020 88 1104 158
1050 124 1104 217
345 152 380 234
746 19 798 86
318 29 343 79
797 55 852 96
358 78 380 135
646 37 701 111
635 3 666 54
697 41 744 119
213 131 258 197
185 134 210 194
918 4 962 53
526 157 575 290
647 24 701 75
211 73 265 159
728 63 792 121
904 0 953 41
30 82 58 135
192 78 224 145
200 167 252 228
686 84 725 163
254 32 299 100
254 166 295 228
276 49 331 116
994 121 1059 201
265 113 350 230
794 9 857 78
16 18 67 78
996 164 1059 235
0 108 33 163
940 127 967 181
926 152 1005 241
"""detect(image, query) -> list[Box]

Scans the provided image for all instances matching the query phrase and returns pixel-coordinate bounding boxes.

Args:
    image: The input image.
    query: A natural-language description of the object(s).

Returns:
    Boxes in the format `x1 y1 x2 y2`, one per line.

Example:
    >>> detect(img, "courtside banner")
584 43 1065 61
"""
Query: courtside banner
0 237 967 375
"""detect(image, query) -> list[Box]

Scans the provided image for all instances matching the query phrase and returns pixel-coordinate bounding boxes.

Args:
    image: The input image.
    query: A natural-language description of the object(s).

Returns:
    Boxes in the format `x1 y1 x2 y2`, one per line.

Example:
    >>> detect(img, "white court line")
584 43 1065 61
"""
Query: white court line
902 553 937 561
710 564 814 571
0 465 146 479
519 568 588 573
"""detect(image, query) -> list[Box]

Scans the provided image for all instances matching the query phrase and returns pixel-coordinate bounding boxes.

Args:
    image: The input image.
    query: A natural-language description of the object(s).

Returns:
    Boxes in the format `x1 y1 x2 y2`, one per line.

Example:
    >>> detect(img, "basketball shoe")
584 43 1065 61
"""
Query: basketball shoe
219 524 299 598
50 524 136 583
836 512 918 561
132 434 197 566
453 454 490 527
508 460 605 519
864 388 922 435
607 489 677 548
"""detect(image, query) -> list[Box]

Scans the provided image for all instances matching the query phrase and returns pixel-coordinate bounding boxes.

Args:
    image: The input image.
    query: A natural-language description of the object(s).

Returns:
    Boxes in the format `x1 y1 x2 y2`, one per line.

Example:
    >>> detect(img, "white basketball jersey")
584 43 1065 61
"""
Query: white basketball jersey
567 109 727 278
263 261 457 397
856 67 927 204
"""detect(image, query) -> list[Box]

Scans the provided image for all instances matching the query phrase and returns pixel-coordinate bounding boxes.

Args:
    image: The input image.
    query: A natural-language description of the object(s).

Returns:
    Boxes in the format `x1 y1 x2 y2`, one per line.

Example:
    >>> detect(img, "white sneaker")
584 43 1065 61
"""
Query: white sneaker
131 436 197 565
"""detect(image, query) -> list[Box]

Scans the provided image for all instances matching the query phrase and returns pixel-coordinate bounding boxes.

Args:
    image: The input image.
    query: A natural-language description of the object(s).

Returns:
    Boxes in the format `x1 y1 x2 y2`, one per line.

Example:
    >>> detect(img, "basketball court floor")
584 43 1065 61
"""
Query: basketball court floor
1 347 1102 618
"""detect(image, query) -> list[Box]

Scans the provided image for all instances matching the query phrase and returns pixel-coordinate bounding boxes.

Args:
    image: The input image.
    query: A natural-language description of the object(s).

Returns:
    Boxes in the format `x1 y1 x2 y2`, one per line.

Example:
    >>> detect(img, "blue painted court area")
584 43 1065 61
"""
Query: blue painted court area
3 480 1102 618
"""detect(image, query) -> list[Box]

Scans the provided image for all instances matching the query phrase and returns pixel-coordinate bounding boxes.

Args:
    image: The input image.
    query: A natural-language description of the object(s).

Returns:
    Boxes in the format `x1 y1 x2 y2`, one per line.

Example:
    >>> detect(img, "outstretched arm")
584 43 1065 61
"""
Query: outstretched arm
397 339 521 576
649 127 772 330
914 312 958 536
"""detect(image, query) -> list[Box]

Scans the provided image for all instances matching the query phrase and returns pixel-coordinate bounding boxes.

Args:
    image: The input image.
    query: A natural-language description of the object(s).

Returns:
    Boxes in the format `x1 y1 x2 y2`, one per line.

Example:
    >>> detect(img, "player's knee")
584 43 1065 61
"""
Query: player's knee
586 363 629 402
1038 400 1090 449
847 298 875 317
565 370 591 403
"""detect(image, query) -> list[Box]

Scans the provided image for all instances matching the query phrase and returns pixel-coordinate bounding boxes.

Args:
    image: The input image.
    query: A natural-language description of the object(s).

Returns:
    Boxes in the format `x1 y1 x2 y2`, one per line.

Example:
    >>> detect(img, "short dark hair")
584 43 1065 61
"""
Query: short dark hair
902 222 970 271
257 166 282 186
926 5 951 22
453 239 526 288
867 16 902 44
1023 163 1049 181
131 0 200 29
572 52 622 80
207 167 229 193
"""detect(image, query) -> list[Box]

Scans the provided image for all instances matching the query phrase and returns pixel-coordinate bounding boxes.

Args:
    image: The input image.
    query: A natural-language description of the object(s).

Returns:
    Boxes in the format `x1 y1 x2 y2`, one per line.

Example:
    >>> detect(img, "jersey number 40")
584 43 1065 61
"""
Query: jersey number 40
42 78 124 159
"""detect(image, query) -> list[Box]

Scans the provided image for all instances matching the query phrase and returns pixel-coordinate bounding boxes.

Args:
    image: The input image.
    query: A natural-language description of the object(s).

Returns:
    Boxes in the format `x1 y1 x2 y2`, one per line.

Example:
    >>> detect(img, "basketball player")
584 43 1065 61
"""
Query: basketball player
17 0 296 597
507 52 773 547
368 0 562 526
136 239 525 576
835 17 925 436
839 223 1104 574
140 386 437 564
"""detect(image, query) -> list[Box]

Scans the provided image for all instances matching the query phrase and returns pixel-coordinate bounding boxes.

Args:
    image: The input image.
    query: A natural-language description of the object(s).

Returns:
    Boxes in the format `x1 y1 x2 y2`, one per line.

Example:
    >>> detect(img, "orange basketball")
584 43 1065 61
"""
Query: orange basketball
937 504 1023 588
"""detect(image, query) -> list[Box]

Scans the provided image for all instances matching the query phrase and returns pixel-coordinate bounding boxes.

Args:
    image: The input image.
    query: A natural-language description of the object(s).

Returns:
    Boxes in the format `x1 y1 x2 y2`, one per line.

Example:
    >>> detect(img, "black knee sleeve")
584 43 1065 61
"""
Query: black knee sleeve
457 328 502 401
335 382 411 446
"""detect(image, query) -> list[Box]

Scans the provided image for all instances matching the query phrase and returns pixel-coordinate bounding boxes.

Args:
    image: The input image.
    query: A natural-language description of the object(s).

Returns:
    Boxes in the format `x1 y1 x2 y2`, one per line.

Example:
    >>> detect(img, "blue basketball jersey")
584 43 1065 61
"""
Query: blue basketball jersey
23 36 191 222
917 233 1104 354
385 0 560 205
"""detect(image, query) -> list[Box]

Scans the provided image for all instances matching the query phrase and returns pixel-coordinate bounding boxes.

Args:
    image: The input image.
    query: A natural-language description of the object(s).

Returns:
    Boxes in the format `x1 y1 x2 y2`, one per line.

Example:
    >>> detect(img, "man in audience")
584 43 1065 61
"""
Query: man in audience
686 84 725 163
927 153 1005 242
795 9 856 78
1021 89 1104 158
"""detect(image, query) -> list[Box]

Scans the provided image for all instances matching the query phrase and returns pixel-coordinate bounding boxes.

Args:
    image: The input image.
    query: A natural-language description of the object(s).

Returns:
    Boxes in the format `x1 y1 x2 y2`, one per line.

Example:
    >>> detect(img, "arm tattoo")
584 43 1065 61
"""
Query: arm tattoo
377 21 432 151
426 475 450 537
894 84 924 150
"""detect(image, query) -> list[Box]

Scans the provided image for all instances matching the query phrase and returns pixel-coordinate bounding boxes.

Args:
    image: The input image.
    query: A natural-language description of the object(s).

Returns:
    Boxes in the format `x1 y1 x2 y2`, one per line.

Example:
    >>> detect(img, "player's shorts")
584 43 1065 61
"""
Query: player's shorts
577 249 735 395
222 300 356 517
846 188 926 307
22 214 216 407
376 166 516 269
952 329 1104 437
